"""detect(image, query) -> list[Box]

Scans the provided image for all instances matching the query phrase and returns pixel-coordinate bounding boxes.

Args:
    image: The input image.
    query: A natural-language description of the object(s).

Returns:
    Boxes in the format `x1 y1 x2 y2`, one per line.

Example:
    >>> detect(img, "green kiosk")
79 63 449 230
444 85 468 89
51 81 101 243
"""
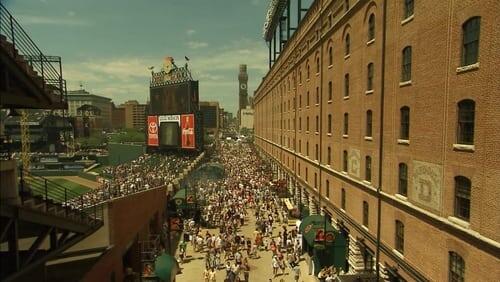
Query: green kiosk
299 215 348 275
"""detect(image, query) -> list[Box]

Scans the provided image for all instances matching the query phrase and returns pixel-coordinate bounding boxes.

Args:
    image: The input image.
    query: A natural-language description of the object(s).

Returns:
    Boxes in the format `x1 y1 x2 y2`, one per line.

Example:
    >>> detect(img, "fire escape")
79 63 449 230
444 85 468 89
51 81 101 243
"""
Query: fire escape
0 3 103 281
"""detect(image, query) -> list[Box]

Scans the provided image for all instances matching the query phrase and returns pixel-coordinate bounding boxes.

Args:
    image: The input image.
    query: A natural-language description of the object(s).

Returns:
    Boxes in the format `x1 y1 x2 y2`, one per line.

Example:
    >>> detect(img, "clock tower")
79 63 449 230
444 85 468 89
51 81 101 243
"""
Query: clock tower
238 64 248 111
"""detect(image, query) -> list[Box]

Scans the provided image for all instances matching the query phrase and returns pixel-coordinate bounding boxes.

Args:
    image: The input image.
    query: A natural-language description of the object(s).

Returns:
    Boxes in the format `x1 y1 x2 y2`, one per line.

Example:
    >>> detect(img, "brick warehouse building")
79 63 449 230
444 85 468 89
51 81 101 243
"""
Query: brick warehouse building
254 0 499 281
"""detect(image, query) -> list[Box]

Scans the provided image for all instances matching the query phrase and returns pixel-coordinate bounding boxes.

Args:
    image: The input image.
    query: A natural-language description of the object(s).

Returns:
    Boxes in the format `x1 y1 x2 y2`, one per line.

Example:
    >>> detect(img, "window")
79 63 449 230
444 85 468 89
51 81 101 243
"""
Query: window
344 73 350 97
401 46 412 82
315 144 319 160
363 201 369 227
400 106 410 140
367 63 374 90
328 81 333 100
315 173 318 188
327 147 331 165
366 110 373 137
306 167 308 182
345 0 349 12
328 114 332 134
299 95 302 108
326 180 330 198
365 156 372 182
403 0 414 19
299 140 302 153
316 87 319 104
306 141 309 156
307 91 310 106
307 64 310 79
299 117 302 131
449 252 465 282
457 100 475 145
298 163 301 176
316 57 320 73
345 34 351 55
343 150 348 172
328 46 333 65
454 176 471 221
299 70 302 83
395 220 404 253
343 113 349 135
462 17 480 66
398 163 408 196
315 115 319 132
368 14 375 41
306 116 310 131
341 188 346 209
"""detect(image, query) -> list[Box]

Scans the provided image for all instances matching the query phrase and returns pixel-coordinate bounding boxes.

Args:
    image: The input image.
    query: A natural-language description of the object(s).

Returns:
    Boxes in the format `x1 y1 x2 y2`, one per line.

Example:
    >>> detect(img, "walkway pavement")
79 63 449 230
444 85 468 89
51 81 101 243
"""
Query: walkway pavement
175 208 317 282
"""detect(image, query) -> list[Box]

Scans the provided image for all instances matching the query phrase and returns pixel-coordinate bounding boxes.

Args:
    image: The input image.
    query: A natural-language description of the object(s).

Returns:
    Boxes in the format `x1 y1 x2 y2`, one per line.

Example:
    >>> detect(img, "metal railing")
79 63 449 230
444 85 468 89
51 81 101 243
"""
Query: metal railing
0 3 66 104
19 168 103 226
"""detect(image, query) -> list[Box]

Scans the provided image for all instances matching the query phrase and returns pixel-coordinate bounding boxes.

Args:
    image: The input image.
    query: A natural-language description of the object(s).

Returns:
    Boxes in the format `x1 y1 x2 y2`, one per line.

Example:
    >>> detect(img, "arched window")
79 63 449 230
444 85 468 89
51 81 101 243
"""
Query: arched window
449 252 465 282
316 56 320 73
368 14 375 41
343 150 348 172
455 176 471 221
365 155 372 182
326 180 330 198
400 106 410 140
345 0 349 12
363 201 369 227
306 141 309 156
306 116 309 131
328 114 332 134
328 46 333 65
307 64 310 79
457 100 475 145
341 188 346 209
367 62 374 90
299 117 302 131
315 115 319 132
403 0 414 19
395 220 405 253
315 144 319 160
343 113 349 135
327 146 331 165
401 46 412 82
366 110 373 137
398 163 408 196
462 17 480 66
299 70 302 83
345 34 351 55
316 87 319 104
307 91 310 106
328 81 333 100
344 73 350 97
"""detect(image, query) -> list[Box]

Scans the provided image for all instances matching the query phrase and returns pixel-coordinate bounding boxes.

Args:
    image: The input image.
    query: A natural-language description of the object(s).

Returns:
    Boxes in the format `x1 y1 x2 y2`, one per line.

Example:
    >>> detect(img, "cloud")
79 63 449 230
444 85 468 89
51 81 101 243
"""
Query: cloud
186 41 208 49
186 29 196 36
16 14 91 26
67 11 76 17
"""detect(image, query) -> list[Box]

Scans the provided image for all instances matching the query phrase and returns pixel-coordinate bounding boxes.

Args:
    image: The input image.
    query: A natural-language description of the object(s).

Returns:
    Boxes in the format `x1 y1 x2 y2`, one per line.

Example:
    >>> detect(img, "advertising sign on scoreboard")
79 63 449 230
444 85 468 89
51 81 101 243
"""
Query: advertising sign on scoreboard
180 114 195 149
147 116 159 146
159 115 180 124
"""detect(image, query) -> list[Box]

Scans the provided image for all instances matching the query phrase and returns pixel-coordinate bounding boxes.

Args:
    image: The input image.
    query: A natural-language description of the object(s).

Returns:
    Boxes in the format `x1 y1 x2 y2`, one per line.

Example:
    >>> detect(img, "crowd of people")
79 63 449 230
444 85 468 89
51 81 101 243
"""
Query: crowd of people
68 153 196 209
177 141 305 282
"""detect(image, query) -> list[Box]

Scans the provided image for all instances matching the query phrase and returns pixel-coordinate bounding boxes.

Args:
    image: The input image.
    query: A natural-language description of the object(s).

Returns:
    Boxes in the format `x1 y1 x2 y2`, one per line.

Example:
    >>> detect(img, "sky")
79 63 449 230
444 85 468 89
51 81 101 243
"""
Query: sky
3 0 272 114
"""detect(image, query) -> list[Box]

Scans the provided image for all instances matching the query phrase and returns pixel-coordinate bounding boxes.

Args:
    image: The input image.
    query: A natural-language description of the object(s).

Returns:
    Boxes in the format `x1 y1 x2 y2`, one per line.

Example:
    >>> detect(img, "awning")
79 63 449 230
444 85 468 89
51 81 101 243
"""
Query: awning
299 215 338 247
284 198 294 210
154 254 178 281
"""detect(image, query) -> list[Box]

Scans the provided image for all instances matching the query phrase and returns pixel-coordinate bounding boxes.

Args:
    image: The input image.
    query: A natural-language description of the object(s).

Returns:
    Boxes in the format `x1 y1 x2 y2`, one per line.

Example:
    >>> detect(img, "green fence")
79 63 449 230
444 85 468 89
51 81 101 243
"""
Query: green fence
107 143 145 166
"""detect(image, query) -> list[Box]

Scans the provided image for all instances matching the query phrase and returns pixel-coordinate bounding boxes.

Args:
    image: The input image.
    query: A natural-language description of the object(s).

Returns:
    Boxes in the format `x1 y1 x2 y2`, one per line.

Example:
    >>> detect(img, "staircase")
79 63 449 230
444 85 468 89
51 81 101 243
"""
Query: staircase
0 169 103 281
0 2 67 109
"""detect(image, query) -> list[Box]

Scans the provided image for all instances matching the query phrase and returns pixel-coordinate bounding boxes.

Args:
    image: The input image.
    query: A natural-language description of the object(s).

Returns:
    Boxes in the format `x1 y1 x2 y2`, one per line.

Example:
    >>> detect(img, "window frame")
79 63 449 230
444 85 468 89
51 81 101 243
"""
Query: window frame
449 252 465 282
461 17 480 66
345 34 351 55
400 106 410 140
456 100 475 145
344 73 350 97
395 220 405 254
363 201 369 227
365 155 372 182
367 62 374 90
454 176 471 221
343 150 348 172
401 46 412 82
368 14 375 41
341 188 346 209
328 81 333 100
343 112 349 135
403 0 414 19
366 110 373 137
398 163 408 196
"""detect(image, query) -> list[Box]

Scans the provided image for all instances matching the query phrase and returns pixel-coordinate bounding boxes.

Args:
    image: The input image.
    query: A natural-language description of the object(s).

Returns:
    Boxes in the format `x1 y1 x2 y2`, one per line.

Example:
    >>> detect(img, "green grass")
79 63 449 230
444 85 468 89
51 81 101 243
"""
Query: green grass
49 178 91 201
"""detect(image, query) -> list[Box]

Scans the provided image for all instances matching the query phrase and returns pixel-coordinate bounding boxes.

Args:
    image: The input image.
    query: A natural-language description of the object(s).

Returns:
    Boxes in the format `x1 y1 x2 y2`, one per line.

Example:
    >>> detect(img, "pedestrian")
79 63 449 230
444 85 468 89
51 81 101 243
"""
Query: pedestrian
209 267 217 282
293 263 301 282
272 255 279 277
